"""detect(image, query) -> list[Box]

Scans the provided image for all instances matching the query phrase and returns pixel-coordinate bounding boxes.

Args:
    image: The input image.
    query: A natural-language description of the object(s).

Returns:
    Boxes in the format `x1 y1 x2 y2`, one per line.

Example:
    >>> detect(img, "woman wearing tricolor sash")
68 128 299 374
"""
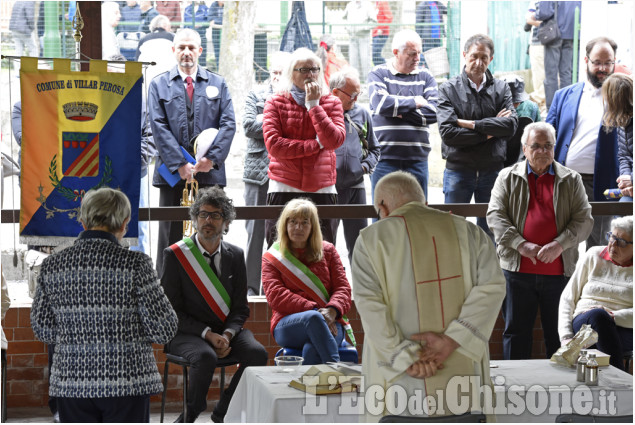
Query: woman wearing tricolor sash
263 199 352 364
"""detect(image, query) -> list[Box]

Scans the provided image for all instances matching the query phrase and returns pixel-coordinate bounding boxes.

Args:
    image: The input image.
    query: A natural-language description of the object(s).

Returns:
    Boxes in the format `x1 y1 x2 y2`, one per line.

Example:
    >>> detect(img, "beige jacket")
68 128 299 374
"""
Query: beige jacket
487 160 593 277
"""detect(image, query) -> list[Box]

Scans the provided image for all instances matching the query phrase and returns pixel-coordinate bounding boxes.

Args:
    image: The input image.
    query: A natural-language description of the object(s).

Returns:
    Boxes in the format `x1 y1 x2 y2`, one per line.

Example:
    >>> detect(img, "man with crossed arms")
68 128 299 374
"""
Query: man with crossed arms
162 187 267 423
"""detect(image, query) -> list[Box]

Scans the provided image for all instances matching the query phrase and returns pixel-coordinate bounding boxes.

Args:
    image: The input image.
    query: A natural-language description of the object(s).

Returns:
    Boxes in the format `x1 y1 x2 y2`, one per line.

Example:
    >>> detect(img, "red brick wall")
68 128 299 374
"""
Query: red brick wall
1 301 545 410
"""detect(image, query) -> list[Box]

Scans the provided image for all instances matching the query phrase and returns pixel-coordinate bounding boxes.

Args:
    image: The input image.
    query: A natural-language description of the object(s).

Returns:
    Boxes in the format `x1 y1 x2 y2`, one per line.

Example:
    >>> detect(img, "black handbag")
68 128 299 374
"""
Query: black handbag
537 4 561 45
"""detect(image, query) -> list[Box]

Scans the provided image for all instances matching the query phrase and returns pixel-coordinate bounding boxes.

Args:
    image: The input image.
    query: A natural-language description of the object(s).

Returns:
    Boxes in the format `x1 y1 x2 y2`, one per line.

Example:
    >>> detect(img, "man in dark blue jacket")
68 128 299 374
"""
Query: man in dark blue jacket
148 28 236 274
535 1 581 109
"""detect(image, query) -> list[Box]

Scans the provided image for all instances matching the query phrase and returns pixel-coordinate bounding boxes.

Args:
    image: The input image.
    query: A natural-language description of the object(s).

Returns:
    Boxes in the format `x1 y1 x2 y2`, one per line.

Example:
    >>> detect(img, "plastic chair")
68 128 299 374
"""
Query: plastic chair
275 339 358 363
379 412 486 422
159 351 239 423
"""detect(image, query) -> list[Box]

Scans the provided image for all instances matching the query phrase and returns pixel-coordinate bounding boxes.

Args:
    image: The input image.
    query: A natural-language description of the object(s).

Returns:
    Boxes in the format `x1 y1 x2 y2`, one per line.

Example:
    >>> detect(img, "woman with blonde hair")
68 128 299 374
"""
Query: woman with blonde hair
262 198 352 364
602 73 633 201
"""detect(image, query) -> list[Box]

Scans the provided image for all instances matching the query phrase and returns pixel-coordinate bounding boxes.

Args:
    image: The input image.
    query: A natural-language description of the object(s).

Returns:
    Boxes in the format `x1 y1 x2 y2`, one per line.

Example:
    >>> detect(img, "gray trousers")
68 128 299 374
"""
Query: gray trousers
544 39 573 109
581 174 612 249
243 181 268 295
331 186 368 264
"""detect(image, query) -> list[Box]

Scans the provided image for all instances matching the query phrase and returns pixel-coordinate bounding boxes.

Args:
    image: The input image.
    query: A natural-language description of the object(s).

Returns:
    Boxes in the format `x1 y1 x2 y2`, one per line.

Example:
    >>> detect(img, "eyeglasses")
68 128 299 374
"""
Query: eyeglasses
197 211 224 221
606 232 633 248
288 218 310 227
271 70 282 76
338 88 360 101
293 67 321 74
525 143 555 151
587 58 615 69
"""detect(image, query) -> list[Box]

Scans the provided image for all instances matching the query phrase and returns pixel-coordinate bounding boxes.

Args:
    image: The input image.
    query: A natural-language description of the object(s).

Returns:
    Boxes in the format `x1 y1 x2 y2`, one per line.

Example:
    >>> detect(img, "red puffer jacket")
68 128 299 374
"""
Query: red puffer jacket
262 242 352 335
263 93 346 192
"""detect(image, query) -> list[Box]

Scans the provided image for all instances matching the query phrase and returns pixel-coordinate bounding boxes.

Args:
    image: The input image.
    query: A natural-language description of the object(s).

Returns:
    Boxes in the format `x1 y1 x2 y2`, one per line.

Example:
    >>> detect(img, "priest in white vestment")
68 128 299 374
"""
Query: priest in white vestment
352 171 506 422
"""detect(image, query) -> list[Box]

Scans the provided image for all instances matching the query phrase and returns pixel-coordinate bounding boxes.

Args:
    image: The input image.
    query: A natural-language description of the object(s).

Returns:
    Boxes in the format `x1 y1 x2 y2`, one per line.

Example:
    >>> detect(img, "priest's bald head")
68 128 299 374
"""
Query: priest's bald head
374 171 426 219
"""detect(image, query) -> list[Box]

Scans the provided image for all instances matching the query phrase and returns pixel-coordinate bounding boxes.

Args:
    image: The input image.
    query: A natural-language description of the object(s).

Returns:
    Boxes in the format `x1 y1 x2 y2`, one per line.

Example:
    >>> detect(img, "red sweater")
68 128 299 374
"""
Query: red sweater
263 93 345 192
262 242 352 335
373 1 393 37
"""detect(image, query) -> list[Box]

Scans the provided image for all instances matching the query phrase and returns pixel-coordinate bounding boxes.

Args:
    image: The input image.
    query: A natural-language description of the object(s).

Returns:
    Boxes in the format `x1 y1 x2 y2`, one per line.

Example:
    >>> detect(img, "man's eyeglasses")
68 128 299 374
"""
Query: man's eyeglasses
606 232 633 248
197 211 224 221
293 67 321 74
525 143 554 151
338 88 360 101
587 58 615 69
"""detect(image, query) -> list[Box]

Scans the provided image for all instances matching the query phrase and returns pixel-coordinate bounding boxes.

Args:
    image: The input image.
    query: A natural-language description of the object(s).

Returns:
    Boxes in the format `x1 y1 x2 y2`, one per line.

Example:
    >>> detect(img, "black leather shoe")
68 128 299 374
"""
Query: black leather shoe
211 412 224 423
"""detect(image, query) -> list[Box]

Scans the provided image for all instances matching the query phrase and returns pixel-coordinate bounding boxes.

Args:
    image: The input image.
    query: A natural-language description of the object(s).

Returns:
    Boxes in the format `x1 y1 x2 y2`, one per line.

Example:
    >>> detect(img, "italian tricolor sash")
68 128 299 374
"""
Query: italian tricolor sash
170 237 231 321
263 243 356 346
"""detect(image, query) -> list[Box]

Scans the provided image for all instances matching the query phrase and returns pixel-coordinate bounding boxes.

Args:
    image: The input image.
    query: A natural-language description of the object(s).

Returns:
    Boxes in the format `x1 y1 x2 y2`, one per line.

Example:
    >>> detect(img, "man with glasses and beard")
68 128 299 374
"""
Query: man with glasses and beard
161 187 267 423
547 37 620 248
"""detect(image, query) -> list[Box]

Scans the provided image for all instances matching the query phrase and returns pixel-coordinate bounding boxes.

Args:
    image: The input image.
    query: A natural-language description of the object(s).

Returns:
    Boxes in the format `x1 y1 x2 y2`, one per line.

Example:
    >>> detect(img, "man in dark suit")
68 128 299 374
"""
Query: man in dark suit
148 28 236 274
161 187 267 423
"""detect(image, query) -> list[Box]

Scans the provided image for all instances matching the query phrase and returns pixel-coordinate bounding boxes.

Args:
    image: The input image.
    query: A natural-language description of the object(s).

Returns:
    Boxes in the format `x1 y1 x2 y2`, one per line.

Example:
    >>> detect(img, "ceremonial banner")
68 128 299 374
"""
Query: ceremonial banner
19 58 142 245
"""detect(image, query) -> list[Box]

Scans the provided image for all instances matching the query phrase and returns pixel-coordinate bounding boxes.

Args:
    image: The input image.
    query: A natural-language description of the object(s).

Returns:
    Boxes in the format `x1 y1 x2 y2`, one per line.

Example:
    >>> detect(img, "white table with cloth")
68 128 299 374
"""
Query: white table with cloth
224 361 633 423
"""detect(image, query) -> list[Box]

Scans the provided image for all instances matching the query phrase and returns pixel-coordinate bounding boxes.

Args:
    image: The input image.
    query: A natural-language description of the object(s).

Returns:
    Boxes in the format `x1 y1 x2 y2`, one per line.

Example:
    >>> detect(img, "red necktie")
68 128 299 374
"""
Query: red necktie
185 76 193 102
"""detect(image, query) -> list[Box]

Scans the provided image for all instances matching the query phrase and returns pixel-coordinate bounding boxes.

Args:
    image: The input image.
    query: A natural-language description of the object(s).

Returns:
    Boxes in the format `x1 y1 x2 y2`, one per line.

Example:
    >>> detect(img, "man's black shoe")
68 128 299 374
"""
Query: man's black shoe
211 411 224 423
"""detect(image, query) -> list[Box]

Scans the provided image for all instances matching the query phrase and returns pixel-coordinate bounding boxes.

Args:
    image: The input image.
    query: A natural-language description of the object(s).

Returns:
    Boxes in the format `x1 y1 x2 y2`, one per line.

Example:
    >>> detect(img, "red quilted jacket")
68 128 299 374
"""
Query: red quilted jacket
262 242 352 335
263 93 346 192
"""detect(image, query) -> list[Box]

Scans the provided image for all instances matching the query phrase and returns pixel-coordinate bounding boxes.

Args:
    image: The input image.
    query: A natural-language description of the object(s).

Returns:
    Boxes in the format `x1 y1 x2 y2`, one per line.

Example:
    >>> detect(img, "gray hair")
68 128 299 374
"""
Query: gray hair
279 47 326 93
189 186 236 233
391 29 422 52
270 51 292 73
611 216 633 238
464 33 495 56
80 187 131 233
329 67 360 91
174 28 201 48
374 171 426 212
521 122 557 146
150 14 171 32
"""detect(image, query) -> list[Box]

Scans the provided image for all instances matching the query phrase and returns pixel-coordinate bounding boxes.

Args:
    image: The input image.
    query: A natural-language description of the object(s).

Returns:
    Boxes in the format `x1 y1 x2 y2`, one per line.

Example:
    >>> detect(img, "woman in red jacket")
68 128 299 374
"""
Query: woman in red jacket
262 199 352 364
262 47 346 247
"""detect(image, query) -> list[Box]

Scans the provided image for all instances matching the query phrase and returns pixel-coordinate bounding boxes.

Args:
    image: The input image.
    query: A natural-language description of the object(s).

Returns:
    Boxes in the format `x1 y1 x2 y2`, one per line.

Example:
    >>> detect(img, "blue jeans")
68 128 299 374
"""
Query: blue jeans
371 159 429 201
573 308 633 370
372 34 388 66
273 310 344 365
502 270 568 360
130 173 149 255
544 39 573 109
443 168 498 238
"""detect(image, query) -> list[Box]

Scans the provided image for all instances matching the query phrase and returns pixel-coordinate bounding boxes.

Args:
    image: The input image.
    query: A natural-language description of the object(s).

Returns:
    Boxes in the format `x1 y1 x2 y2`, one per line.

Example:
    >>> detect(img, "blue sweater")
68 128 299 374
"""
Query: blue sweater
367 63 438 161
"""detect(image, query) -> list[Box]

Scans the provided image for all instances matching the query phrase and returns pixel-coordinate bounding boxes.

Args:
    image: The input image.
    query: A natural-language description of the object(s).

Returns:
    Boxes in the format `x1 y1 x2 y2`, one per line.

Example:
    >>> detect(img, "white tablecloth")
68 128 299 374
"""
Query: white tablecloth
225 365 361 423
225 361 633 423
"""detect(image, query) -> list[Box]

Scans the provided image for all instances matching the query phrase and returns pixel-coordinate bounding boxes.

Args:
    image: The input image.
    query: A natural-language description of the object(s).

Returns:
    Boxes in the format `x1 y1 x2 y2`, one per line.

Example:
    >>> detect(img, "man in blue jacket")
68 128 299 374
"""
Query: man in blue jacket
534 1 581 109
546 37 618 248
148 28 236 274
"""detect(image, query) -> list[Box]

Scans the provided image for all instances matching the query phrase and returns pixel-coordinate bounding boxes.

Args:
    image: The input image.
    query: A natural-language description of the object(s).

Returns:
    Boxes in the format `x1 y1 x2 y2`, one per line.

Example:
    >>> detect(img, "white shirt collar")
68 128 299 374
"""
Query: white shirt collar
583 80 602 97
388 58 421 76
467 73 486 92
178 67 197 83
195 233 221 257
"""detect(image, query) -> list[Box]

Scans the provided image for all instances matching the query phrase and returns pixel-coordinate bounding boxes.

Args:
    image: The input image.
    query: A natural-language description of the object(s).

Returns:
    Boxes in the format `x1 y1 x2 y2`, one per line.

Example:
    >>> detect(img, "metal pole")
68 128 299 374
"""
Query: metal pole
43 1 62 58
572 6 580 83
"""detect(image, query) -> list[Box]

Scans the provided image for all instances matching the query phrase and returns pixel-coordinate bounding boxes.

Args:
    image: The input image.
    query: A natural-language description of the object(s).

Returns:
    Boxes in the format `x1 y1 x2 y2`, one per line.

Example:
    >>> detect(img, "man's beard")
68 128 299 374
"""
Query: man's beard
587 67 611 89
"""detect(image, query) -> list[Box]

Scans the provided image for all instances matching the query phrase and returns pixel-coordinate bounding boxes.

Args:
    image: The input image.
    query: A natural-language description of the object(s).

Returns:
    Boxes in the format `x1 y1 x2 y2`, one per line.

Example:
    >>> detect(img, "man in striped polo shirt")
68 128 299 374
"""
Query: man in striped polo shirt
367 29 439 199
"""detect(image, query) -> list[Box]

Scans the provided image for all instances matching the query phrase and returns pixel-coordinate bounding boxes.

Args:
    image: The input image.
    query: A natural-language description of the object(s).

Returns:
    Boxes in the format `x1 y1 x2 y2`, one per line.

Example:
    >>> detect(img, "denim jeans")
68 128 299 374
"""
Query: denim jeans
502 270 568 360
273 310 344 365
372 34 388 66
371 159 429 201
572 308 633 370
443 168 499 239
544 39 573 109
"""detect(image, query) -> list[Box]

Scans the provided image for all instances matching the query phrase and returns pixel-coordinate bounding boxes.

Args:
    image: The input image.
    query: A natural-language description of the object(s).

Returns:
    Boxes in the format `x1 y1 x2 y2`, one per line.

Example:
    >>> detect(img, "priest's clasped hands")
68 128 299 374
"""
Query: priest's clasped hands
406 332 460 379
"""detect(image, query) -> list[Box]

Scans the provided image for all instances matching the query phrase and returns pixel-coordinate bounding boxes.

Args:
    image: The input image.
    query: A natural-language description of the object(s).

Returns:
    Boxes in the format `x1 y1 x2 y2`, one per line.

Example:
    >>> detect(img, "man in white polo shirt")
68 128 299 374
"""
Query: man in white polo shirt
546 36 619 248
